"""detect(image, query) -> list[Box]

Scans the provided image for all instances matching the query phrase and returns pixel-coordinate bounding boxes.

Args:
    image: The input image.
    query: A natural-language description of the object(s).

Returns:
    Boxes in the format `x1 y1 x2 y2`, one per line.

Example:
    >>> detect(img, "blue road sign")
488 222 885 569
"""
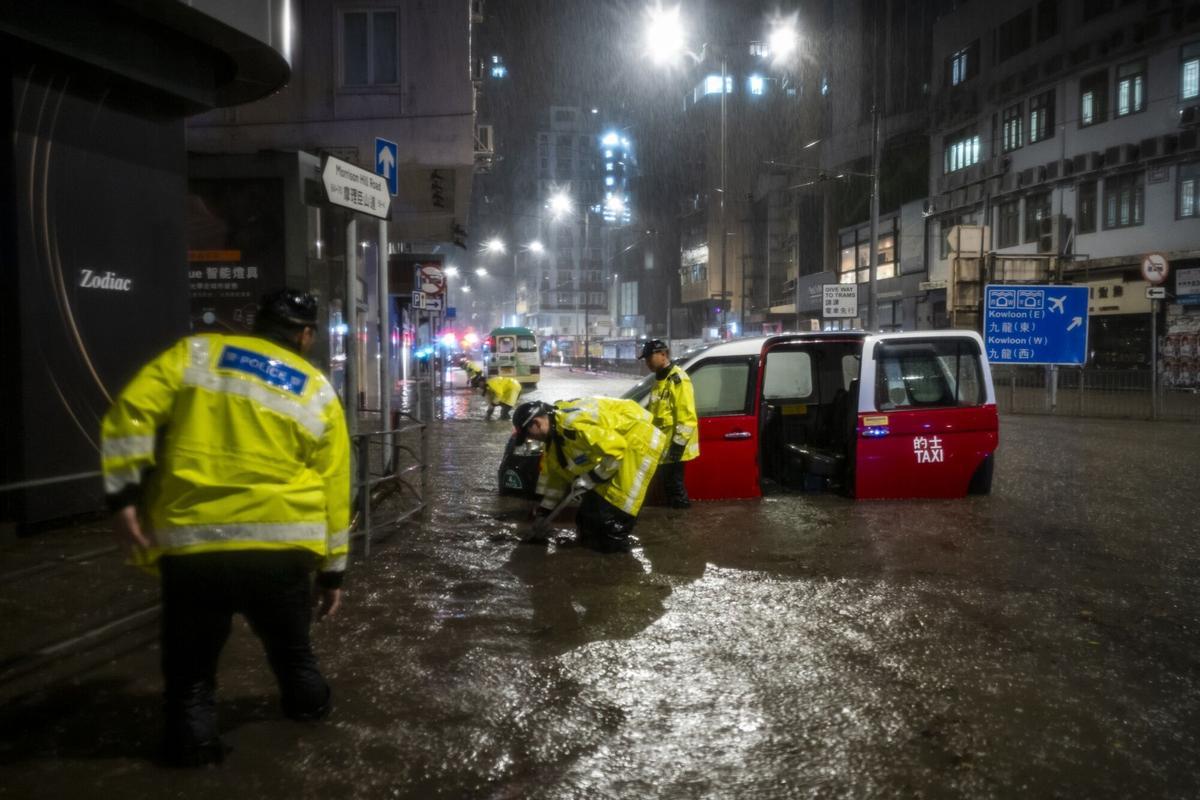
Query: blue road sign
375 137 398 196
984 284 1089 365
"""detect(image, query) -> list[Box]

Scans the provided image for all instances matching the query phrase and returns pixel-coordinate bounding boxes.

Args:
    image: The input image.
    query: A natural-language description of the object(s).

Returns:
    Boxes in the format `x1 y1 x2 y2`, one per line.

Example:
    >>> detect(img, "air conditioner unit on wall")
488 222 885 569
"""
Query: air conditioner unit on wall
1181 105 1200 126
1122 143 1141 163
1045 160 1060 181
476 124 495 153
1018 167 1035 187
1181 129 1199 151
1037 214 1071 255
1141 136 1160 159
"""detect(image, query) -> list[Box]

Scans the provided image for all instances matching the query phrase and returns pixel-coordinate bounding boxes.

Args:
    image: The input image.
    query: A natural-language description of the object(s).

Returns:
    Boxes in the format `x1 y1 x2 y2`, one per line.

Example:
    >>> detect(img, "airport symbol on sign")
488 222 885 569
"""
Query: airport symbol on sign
984 284 1089 365
375 138 398 196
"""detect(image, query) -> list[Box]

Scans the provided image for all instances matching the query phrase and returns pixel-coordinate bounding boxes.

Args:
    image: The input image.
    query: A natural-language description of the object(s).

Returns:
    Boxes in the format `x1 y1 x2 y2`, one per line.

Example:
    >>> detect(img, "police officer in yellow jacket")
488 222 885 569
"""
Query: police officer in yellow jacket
640 339 700 508
100 289 350 767
472 373 522 420
512 397 666 552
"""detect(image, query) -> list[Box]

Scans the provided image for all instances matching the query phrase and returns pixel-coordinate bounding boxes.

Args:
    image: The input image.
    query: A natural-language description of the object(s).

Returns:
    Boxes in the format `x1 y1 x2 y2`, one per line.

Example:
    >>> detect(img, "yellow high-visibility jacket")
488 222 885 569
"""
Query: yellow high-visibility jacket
647 363 700 462
464 360 485 380
484 376 522 408
100 333 351 577
536 397 666 518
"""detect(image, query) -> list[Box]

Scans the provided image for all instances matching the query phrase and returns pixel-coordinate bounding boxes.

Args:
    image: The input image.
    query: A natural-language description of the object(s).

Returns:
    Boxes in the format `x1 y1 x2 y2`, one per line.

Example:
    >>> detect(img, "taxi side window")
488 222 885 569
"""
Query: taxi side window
762 351 814 400
691 357 754 416
875 339 983 410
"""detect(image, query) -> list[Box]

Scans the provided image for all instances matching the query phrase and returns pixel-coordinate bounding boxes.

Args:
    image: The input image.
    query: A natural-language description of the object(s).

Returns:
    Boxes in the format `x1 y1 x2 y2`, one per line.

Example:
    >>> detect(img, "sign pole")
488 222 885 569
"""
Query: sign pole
344 217 358 434
378 219 391 444
1151 298 1158 420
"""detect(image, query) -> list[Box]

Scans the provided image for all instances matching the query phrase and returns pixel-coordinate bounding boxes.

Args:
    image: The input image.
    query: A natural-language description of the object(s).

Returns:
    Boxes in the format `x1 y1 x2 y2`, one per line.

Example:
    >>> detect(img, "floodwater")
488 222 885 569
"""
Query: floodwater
2 365 1199 798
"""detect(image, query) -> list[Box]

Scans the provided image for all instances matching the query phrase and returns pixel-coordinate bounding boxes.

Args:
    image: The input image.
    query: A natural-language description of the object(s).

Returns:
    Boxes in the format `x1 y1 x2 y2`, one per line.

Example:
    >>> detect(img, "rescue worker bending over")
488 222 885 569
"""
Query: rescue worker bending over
512 397 667 552
460 357 485 386
640 339 700 508
100 288 350 767
472 373 521 420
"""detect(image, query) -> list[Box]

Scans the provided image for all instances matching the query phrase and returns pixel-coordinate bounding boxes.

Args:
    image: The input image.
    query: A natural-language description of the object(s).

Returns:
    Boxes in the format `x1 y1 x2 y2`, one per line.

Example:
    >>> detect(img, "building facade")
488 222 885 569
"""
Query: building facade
928 0 1200 371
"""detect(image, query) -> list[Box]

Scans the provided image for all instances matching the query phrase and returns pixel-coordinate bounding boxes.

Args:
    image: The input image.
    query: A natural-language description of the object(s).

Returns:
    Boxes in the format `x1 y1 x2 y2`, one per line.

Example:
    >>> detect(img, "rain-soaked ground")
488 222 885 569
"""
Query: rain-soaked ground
2 364 1200 799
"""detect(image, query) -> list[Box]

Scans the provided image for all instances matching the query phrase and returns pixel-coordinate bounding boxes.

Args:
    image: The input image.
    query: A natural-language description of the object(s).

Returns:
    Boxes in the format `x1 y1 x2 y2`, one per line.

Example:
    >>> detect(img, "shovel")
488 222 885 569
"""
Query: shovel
522 484 587 544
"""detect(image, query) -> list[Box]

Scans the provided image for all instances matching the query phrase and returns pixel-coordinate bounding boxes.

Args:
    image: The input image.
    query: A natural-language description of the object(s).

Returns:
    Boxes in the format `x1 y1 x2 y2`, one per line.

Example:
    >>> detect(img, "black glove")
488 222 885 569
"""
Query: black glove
667 442 685 462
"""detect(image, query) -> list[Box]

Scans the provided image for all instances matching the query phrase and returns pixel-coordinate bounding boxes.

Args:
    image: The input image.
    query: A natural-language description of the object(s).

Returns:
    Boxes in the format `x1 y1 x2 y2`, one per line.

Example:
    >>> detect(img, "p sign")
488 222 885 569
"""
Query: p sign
1141 252 1169 285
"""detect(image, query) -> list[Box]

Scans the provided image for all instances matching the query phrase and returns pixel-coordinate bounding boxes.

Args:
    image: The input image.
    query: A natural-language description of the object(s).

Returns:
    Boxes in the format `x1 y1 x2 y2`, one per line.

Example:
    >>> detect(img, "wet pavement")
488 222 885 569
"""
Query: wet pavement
2 364 1200 798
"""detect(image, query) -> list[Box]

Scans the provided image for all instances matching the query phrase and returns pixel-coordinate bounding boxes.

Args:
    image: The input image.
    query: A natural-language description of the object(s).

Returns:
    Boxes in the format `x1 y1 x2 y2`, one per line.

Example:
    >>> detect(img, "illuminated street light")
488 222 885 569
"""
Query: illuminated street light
461 285 471 293
766 17 798 63
483 237 506 254
605 195 627 216
527 240 545 254
475 267 488 277
548 191 573 220
444 265 460 277
644 3 686 65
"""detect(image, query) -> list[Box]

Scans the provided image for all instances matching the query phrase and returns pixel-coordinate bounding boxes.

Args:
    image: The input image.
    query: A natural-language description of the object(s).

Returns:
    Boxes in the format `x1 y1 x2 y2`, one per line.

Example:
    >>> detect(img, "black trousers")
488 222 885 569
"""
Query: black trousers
576 491 637 551
159 550 330 754
661 460 689 506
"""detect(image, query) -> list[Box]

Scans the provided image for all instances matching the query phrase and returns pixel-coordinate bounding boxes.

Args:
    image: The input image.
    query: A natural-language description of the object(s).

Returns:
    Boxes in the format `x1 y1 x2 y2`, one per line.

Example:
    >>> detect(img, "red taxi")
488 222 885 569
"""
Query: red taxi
623 331 998 500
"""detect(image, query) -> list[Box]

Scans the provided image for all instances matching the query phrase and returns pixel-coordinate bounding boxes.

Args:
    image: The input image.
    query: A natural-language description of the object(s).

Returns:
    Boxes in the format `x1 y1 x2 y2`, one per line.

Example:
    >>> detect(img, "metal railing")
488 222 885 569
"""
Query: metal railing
350 386 430 558
992 365 1200 421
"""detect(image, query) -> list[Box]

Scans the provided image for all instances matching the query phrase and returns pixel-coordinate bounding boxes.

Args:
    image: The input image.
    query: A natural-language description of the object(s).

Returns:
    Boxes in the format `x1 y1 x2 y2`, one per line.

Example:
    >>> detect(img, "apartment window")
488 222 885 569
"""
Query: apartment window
944 131 981 173
1024 192 1052 243
947 40 980 86
1183 43 1200 100
1029 90 1054 142
998 200 1021 247
341 10 399 87
1103 172 1144 229
1002 104 1024 152
1116 61 1146 116
1077 180 1097 233
1080 70 1108 126
996 10 1033 63
1036 0 1059 41
1178 163 1200 218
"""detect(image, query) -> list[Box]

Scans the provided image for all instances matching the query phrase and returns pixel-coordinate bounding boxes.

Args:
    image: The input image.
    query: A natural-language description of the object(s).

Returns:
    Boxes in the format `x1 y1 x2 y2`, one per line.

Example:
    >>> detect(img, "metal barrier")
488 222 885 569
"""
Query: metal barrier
349 380 431 557
992 365 1200 421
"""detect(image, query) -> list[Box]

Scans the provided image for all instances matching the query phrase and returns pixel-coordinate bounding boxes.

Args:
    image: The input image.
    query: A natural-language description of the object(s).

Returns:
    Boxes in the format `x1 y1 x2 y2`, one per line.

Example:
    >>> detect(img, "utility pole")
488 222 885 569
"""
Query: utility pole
719 54 728 338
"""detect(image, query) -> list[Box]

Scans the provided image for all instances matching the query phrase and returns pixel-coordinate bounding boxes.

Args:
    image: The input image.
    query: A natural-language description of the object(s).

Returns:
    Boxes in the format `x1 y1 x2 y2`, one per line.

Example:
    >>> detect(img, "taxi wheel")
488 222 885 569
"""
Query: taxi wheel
967 454 994 495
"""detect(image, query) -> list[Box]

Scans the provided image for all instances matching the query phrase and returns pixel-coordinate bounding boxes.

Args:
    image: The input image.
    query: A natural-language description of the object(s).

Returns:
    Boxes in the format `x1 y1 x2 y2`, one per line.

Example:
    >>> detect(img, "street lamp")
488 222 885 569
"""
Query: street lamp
548 189 597 370
644 6 799 339
475 267 489 277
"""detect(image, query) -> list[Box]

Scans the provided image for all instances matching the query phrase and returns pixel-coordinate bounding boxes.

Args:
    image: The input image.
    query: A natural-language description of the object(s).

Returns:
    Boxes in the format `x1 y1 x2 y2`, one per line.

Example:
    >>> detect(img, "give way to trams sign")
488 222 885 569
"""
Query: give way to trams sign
321 155 391 219
822 284 858 318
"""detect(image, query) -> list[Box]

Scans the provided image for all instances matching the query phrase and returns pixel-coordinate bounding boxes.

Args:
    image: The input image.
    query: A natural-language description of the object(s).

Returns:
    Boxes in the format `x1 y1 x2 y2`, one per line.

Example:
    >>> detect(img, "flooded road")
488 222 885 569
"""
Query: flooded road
3 366 1199 798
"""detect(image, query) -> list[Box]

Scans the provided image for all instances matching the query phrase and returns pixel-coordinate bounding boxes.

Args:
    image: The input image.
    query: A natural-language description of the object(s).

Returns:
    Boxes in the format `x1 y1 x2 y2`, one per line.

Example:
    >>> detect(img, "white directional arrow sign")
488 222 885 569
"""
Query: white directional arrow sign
375 137 399 196
377 147 394 178
1066 316 1082 331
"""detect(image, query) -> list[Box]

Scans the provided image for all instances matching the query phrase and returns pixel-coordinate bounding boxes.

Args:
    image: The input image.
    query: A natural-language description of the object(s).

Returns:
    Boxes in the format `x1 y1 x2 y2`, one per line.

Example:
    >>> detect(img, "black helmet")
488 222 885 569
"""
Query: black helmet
512 400 554 443
639 339 669 360
259 288 319 327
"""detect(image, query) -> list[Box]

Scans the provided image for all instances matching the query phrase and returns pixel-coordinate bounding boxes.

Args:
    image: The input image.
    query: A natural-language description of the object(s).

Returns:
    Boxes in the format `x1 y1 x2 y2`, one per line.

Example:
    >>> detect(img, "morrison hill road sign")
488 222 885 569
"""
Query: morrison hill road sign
984 284 1089 365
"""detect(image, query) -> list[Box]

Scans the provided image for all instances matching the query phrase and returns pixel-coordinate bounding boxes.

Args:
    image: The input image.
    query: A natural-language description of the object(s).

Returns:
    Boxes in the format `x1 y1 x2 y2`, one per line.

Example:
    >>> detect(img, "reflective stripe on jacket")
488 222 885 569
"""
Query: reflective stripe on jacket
100 334 351 575
535 397 666 517
647 363 700 462
485 376 522 408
